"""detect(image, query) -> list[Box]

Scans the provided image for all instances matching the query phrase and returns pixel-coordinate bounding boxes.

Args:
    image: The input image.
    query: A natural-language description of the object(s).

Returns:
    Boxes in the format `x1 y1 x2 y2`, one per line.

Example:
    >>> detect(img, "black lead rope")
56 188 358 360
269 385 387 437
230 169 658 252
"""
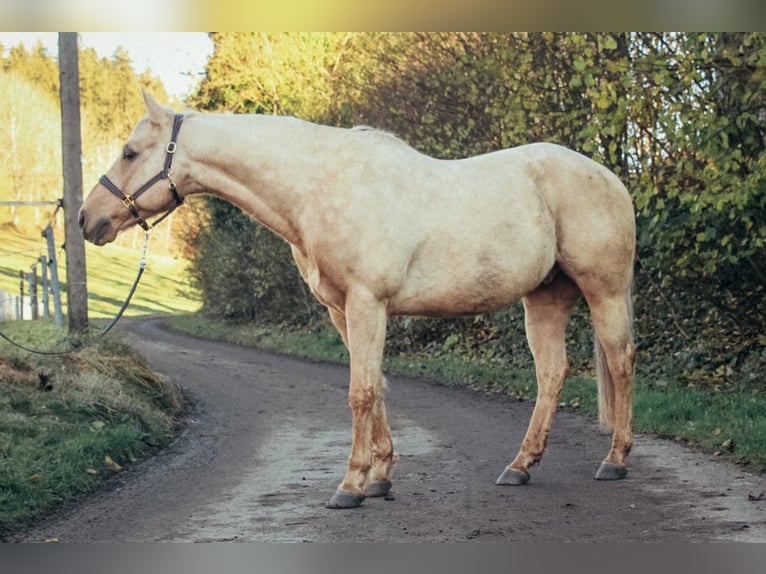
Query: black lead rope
0 232 150 356
96 231 149 338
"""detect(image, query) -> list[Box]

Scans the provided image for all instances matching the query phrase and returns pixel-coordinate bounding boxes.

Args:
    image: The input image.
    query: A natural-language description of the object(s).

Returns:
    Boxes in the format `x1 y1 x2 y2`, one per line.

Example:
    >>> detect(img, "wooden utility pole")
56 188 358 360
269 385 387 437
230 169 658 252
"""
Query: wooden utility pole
58 32 89 334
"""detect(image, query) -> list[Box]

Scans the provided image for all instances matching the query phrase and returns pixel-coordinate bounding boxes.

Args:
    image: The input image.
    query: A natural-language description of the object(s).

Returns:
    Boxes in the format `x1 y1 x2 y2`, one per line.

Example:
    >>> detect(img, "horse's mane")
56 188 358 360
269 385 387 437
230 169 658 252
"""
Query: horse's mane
350 125 404 144
183 109 410 152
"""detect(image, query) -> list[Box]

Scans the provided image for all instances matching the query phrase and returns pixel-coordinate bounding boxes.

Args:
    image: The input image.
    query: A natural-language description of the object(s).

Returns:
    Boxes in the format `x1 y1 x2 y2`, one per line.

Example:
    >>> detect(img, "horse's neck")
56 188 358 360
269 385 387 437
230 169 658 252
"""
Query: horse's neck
185 114 328 249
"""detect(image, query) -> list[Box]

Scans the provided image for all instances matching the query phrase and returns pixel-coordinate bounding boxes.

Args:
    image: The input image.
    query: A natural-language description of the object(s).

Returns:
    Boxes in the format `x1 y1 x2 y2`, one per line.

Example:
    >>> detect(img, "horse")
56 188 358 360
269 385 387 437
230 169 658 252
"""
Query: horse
80 92 636 509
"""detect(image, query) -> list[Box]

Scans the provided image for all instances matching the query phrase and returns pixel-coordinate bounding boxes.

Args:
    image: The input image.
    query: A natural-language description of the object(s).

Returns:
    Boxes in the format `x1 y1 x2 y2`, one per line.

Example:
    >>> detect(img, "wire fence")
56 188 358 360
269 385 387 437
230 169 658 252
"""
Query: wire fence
0 288 43 321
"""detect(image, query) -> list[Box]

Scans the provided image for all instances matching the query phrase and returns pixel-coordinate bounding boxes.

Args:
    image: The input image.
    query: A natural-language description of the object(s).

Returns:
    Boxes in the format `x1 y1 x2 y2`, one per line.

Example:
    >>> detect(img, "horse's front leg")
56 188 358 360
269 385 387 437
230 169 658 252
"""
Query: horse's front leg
326 292 393 509
327 307 398 500
365 389 399 498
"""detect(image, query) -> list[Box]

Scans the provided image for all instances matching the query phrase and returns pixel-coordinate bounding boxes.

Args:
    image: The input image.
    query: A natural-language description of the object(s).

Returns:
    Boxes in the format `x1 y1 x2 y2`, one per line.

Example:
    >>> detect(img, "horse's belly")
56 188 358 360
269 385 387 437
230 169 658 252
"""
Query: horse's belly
389 286 523 317
388 245 554 317
388 209 556 316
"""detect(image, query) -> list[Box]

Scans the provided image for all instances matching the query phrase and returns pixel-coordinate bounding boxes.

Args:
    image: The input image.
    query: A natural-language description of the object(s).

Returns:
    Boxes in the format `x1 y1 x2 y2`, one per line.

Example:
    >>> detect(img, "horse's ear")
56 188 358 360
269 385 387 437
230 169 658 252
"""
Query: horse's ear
142 90 170 123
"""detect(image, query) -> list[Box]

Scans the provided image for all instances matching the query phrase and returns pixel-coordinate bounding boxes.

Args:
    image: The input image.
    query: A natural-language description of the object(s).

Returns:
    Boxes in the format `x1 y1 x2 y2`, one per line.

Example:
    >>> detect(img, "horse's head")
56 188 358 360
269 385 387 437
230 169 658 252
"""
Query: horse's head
80 92 185 245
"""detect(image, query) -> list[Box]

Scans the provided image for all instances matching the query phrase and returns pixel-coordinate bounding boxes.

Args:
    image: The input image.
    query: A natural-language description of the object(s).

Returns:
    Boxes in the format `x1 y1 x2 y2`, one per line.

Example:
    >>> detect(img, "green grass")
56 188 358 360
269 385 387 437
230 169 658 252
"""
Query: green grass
1 224 200 319
635 384 766 464
170 313 766 472
0 321 182 533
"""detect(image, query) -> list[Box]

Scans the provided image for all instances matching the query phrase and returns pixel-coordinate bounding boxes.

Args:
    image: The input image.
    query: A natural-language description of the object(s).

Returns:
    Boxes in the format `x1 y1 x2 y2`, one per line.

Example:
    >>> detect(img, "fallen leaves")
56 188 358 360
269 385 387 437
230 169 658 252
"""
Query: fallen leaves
104 455 122 472
713 438 736 457
84 455 122 476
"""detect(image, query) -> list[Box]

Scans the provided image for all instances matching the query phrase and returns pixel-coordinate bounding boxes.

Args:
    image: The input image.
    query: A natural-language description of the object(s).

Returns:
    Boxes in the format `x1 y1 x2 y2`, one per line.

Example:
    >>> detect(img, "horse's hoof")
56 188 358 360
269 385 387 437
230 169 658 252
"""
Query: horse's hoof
325 489 365 509
365 480 392 498
495 467 530 486
594 462 628 481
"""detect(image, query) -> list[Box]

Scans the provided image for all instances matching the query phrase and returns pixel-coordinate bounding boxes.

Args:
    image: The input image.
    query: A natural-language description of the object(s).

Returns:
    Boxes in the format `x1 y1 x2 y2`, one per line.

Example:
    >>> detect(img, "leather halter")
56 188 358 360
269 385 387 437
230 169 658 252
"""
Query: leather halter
99 113 185 231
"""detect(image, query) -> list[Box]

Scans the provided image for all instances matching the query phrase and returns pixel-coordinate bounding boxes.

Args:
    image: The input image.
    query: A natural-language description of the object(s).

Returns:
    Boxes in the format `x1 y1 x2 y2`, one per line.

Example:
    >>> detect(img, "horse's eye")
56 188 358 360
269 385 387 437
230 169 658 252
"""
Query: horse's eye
123 148 138 162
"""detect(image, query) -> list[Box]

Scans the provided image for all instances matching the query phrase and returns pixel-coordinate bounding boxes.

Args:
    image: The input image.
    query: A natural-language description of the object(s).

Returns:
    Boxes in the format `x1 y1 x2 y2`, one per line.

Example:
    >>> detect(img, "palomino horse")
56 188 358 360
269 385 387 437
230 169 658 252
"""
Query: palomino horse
80 93 636 509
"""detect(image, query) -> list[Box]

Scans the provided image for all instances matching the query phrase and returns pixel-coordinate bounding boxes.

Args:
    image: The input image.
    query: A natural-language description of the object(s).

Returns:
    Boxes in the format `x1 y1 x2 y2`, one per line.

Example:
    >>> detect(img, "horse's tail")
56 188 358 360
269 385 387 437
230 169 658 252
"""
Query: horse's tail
594 280 634 431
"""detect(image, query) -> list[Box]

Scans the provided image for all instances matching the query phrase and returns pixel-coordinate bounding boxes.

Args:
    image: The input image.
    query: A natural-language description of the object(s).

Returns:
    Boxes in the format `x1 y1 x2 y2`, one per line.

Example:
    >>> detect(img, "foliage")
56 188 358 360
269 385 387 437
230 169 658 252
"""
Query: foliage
0 71 62 228
0 38 171 249
152 34 766 391
190 32 356 124
627 33 766 284
183 196 318 323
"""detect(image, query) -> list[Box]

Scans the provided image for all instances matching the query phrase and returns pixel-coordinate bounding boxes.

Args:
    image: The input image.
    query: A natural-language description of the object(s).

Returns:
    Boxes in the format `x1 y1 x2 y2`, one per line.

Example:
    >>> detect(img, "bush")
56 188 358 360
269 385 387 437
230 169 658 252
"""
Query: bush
185 196 322 324
182 33 766 392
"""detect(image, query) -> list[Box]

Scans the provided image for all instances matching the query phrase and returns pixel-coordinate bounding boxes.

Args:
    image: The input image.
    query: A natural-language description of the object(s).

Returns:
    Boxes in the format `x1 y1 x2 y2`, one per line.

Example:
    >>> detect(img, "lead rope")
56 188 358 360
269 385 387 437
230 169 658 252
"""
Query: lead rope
98 231 149 337
0 231 151 355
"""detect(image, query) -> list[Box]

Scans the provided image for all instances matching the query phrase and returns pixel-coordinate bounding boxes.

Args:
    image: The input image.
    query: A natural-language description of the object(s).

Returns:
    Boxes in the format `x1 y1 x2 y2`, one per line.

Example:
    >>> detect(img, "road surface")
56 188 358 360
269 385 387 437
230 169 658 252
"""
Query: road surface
8 317 766 542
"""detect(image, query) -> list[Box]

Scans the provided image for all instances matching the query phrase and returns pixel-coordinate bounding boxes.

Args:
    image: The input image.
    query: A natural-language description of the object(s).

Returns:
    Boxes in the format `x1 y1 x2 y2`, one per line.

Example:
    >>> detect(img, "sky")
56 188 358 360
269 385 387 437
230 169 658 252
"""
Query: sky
0 32 214 99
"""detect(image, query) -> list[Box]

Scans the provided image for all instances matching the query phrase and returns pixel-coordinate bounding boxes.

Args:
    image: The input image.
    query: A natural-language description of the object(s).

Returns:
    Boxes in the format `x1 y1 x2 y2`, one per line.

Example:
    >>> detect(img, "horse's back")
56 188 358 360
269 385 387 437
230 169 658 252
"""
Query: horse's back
385 143 634 315
293 132 634 316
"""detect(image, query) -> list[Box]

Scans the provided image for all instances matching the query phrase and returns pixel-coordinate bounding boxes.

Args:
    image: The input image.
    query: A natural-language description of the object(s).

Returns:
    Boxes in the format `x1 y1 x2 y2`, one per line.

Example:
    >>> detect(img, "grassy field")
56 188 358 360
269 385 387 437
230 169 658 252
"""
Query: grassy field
1 223 199 320
170 314 766 473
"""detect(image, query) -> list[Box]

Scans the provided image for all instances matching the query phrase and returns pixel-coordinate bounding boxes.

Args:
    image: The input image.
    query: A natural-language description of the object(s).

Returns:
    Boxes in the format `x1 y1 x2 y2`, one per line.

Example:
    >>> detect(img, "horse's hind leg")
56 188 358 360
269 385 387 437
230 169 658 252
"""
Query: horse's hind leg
587 292 635 480
496 274 581 485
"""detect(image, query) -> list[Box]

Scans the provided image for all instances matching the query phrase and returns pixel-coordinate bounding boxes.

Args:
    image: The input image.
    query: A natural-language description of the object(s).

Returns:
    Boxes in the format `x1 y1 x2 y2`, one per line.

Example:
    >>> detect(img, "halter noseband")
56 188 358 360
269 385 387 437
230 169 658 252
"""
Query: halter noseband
99 113 185 231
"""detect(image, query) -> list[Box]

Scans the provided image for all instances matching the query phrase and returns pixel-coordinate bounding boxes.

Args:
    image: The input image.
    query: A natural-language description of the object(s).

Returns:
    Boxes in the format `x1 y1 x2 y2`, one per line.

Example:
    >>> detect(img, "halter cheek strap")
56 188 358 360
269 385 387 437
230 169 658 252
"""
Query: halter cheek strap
99 113 185 231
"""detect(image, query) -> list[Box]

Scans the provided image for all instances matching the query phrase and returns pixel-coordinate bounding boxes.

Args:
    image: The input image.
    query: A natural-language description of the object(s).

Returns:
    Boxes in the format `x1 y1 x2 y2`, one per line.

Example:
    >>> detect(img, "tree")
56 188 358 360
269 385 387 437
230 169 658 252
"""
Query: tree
0 71 62 226
192 32 354 121
0 37 173 251
2 40 59 95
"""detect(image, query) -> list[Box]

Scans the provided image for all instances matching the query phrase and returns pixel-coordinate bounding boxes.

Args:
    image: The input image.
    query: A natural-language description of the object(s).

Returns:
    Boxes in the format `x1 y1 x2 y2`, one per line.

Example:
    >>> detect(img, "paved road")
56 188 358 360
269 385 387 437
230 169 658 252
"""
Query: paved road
9 317 766 542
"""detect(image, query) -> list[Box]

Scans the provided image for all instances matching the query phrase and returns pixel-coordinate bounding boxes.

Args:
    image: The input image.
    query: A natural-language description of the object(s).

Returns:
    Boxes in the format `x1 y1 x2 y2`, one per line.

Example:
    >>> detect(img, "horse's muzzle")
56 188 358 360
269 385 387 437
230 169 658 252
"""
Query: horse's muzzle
79 208 114 246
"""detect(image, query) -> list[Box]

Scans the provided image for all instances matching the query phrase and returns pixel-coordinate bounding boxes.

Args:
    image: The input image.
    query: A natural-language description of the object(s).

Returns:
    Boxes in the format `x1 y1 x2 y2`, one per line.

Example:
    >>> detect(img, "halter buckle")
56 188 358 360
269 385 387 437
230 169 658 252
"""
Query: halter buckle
122 196 136 209
166 141 177 154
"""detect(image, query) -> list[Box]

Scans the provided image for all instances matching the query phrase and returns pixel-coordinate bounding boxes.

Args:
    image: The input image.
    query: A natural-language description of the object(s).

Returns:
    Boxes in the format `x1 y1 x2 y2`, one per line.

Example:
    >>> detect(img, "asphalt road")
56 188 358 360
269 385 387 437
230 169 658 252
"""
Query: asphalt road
9 317 766 542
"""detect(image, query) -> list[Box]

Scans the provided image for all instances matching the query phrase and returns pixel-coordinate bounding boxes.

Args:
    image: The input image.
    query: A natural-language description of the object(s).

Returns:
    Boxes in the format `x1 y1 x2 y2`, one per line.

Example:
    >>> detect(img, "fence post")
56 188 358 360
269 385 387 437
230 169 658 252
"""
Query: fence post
40 254 50 319
29 264 38 320
18 270 24 320
42 225 65 329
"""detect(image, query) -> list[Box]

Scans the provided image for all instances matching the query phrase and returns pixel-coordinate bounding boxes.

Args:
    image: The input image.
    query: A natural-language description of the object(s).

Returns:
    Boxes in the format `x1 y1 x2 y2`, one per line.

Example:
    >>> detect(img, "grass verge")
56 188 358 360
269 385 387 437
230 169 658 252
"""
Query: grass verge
0 320 182 534
170 313 766 473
